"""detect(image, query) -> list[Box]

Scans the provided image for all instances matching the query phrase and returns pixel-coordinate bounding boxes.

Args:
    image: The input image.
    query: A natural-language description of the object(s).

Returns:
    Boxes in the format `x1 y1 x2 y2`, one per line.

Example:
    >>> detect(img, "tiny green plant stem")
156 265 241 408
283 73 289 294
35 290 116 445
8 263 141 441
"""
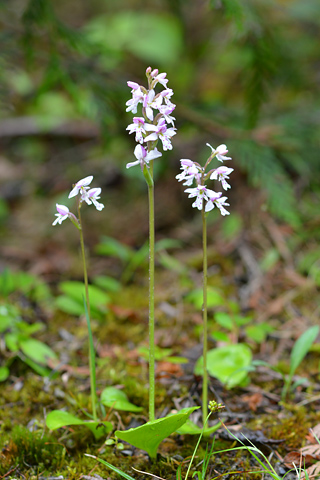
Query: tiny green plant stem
202 205 208 425
78 206 90 319
184 412 212 480
78 205 97 421
144 161 155 422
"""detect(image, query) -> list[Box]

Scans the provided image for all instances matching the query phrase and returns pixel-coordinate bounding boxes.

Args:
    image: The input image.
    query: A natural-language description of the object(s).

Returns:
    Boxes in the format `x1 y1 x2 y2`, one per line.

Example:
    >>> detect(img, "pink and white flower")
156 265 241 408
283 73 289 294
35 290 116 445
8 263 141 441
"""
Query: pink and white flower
144 118 176 151
68 176 93 199
206 192 230 215
176 159 200 186
126 144 162 169
126 86 145 114
126 117 146 144
210 166 234 190
184 185 213 210
153 72 168 88
142 89 162 121
158 104 176 125
82 188 104 211
53 204 72 225
206 143 232 162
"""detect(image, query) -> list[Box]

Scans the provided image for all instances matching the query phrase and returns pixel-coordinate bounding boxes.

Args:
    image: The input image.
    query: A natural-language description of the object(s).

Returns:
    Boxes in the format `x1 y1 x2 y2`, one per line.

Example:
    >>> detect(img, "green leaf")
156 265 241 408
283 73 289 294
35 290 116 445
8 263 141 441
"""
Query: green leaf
86 454 136 480
101 387 142 412
19 338 57 366
93 275 121 292
115 407 199 458
46 410 112 440
0 366 10 382
95 236 133 262
55 295 84 316
289 326 319 377
176 419 221 436
245 323 274 343
215 312 233 330
195 344 252 388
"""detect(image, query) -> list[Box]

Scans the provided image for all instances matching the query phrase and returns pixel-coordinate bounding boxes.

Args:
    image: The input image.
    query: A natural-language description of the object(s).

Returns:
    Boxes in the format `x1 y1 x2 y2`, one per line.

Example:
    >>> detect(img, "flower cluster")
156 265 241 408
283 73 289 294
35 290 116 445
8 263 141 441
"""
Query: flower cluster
52 176 104 226
176 144 233 216
126 67 176 170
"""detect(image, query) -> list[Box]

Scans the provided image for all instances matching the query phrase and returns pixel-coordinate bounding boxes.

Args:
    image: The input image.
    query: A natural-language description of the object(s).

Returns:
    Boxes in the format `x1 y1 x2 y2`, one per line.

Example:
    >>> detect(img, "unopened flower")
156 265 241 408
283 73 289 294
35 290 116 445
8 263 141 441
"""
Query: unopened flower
176 159 200 186
69 176 93 199
126 117 146 144
126 144 162 169
144 118 176 151
206 143 232 162
210 166 234 190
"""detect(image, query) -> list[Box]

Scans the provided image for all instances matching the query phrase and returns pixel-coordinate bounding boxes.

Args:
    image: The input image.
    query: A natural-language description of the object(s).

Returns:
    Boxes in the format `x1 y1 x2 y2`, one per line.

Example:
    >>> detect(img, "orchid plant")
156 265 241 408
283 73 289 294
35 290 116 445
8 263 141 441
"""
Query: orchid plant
46 177 113 439
114 68 198 458
176 143 233 425
125 67 176 422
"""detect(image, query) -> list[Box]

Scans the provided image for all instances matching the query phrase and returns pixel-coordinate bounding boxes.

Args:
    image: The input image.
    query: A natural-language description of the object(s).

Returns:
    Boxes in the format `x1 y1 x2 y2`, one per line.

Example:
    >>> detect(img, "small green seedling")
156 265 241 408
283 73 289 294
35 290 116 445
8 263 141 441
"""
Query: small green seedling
0 303 57 381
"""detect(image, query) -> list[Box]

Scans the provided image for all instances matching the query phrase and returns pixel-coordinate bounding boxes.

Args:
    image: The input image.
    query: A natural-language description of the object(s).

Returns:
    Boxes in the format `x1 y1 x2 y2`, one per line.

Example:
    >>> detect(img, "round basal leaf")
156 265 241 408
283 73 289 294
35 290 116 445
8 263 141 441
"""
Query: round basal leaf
19 338 57 366
0 366 10 382
115 406 199 458
194 344 252 389
46 410 112 440
101 387 142 412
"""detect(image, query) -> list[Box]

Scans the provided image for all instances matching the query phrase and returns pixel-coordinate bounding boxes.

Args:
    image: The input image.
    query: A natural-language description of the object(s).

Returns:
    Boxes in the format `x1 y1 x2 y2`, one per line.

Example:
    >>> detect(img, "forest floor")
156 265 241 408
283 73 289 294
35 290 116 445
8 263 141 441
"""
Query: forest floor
0 139 320 480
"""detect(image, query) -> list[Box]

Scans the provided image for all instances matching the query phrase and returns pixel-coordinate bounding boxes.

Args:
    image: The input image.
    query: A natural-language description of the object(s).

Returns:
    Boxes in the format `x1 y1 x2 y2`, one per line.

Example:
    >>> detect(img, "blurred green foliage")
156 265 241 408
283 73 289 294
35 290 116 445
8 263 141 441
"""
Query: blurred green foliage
0 0 319 223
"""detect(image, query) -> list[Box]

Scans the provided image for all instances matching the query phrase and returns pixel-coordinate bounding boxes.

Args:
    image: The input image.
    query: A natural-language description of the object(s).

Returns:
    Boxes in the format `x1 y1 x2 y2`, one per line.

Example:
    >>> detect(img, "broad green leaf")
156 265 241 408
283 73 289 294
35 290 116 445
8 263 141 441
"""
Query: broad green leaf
59 281 110 308
46 410 112 440
195 344 252 389
0 366 9 382
101 387 142 412
115 407 199 458
290 326 319 376
20 338 57 366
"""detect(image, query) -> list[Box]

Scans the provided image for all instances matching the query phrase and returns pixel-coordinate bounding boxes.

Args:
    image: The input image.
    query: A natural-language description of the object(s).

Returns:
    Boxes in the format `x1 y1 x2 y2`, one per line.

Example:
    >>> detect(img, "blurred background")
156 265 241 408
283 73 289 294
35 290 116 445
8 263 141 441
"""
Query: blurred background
0 0 319 282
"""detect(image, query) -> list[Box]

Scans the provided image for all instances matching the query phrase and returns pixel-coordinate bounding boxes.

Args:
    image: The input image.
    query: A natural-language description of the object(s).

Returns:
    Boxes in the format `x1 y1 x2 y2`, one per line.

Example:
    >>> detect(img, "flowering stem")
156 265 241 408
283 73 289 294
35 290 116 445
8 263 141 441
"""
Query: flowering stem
202 205 208 425
147 175 155 423
78 205 97 421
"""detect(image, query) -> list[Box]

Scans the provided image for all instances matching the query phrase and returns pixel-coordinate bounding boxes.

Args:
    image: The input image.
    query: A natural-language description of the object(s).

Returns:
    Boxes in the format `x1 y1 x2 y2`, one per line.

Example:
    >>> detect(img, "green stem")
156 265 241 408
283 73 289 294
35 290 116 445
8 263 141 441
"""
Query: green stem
78 206 97 421
147 179 155 422
184 412 212 480
202 206 208 425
